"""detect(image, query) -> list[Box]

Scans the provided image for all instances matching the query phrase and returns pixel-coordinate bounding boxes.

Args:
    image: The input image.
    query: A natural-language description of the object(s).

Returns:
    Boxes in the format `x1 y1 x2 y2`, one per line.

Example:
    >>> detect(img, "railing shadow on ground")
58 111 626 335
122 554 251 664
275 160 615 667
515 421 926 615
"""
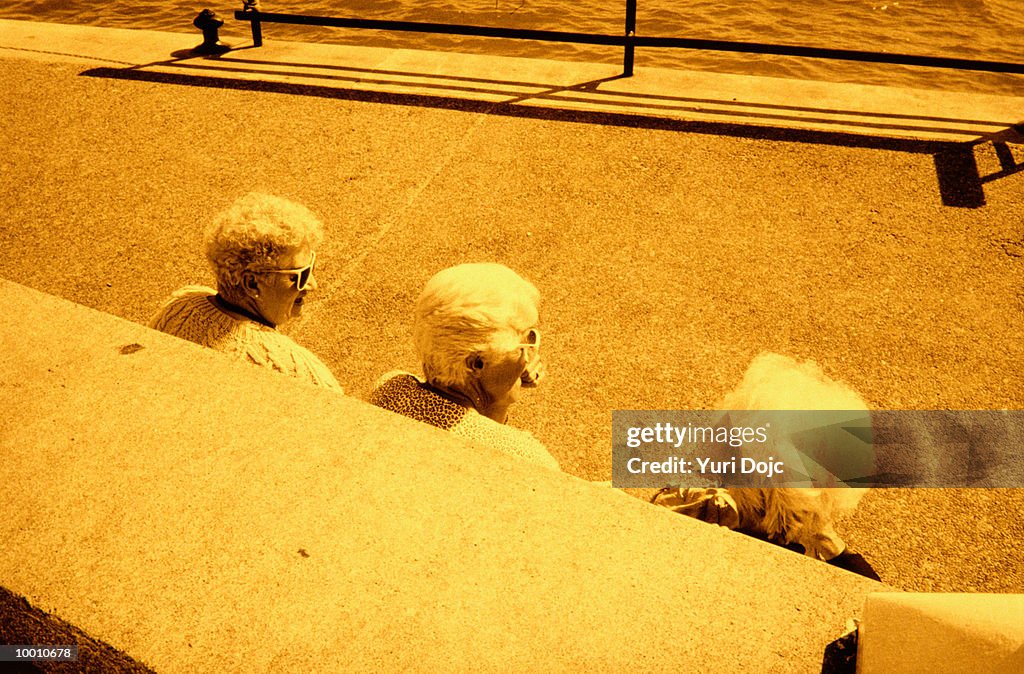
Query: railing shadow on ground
933 128 1024 208
80 51 1024 209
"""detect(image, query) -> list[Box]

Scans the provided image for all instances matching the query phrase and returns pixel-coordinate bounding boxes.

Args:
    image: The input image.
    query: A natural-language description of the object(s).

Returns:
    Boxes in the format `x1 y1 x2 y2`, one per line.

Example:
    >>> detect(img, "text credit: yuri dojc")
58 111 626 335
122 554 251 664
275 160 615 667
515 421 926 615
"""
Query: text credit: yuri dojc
611 410 1024 489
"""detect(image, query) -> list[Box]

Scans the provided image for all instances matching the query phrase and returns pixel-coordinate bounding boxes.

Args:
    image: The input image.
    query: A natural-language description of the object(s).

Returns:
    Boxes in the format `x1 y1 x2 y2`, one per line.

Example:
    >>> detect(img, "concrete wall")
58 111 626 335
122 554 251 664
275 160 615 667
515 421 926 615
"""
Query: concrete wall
0 279 881 671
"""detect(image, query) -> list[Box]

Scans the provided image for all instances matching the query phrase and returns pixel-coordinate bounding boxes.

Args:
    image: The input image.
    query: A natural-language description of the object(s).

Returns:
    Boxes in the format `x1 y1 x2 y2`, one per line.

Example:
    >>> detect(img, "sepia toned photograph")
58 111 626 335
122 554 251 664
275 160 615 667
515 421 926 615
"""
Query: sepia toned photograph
1 1 1022 671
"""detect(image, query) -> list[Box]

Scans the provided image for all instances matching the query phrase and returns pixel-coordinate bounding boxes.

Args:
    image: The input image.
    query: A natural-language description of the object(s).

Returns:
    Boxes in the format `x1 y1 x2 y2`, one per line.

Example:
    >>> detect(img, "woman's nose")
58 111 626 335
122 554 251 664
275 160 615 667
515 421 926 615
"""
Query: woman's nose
306 271 318 292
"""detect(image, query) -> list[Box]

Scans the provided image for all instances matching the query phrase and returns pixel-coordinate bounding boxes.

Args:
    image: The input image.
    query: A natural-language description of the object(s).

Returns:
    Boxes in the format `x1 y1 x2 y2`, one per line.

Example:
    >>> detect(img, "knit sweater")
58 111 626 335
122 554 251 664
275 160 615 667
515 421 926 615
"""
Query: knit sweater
148 286 342 392
369 371 560 471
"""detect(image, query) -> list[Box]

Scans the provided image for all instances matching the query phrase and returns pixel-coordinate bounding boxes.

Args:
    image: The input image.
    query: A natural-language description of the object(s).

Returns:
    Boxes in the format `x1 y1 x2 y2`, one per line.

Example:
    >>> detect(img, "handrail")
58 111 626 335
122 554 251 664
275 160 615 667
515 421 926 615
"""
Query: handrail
234 3 1024 79
240 12 630 46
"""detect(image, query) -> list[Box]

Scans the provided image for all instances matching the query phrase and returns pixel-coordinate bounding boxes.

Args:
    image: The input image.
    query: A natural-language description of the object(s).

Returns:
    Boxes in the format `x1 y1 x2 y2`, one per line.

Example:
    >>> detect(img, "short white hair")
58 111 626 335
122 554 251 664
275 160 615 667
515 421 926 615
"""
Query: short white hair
414 263 540 388
204 192 323 298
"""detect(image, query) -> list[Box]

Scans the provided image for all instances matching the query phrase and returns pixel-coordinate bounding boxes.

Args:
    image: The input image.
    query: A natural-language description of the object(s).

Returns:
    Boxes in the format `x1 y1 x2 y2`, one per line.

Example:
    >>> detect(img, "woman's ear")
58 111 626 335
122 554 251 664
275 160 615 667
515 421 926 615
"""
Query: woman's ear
242 272 261 298
464 353 485 375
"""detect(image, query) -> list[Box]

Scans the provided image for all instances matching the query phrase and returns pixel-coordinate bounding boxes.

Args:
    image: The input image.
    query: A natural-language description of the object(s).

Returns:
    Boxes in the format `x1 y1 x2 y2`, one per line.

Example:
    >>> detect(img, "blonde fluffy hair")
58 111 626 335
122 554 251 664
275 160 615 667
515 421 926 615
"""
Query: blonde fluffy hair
204 192 323 299
414 263 539 389
719 352 870 558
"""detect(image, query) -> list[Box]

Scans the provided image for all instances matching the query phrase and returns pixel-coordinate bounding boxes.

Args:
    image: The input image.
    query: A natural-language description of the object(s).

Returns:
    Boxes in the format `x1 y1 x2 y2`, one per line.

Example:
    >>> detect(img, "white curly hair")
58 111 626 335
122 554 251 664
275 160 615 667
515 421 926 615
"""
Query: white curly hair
204 192 324 299
414 263 540 389
718 352 871 559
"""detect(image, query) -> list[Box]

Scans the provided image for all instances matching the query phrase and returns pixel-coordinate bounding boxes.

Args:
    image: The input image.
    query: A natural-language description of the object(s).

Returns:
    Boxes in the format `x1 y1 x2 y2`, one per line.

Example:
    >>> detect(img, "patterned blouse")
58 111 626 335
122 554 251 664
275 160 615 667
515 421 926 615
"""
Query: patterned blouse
369 371 560 471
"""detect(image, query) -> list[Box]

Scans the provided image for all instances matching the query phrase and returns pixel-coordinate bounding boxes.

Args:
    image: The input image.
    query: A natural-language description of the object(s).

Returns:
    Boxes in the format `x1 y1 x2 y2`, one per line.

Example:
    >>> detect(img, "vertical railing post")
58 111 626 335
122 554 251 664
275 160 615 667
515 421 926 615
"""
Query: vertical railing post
252 16 263 47
242 0 264 47
623 0 637 76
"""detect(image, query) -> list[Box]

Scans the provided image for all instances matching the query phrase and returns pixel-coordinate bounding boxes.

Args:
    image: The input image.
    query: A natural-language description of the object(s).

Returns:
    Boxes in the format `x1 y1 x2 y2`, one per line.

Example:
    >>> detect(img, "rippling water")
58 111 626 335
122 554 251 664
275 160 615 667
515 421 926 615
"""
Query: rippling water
3 1 1022 95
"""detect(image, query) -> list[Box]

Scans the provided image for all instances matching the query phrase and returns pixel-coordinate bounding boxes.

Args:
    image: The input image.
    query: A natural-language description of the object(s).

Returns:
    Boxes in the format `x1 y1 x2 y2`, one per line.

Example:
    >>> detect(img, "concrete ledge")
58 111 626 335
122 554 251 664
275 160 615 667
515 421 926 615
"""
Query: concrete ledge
858 593 1024 673
1 19 1022 143
0 279 883 671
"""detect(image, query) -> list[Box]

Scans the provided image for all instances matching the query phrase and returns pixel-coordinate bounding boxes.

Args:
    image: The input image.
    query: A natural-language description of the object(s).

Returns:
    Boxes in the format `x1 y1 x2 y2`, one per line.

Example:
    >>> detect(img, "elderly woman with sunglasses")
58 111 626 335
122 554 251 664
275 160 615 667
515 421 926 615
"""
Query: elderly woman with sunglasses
369 263 558 470
148 192 341 391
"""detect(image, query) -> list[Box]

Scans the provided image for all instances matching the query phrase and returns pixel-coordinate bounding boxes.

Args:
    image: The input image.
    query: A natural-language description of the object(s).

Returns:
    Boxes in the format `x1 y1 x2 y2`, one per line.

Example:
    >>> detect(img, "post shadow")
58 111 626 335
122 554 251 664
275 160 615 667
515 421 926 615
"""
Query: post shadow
934 146 986 208
934 124 1024 208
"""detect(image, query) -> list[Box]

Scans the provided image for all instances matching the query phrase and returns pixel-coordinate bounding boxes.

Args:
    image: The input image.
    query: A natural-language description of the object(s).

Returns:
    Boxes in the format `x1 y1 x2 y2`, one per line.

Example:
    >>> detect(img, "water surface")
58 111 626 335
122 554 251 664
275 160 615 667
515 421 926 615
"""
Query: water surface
3 1 1022 95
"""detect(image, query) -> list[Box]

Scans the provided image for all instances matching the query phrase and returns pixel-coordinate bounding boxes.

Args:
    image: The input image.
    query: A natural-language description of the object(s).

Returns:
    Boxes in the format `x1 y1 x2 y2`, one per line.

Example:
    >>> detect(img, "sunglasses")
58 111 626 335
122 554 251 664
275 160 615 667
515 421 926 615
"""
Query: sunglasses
517 328 541 362
252 251 316 291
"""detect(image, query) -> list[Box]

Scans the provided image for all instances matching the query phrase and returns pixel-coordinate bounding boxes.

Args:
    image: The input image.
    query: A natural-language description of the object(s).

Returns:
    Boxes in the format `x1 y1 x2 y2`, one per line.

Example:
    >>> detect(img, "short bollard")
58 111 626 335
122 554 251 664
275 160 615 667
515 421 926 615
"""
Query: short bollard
192 9 231 54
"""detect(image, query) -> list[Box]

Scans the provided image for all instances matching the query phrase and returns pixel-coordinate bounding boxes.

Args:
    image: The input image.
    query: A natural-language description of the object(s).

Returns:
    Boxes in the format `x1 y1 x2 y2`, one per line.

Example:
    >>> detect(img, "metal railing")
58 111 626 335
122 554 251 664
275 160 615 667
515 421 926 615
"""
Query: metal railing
234 1 1024 78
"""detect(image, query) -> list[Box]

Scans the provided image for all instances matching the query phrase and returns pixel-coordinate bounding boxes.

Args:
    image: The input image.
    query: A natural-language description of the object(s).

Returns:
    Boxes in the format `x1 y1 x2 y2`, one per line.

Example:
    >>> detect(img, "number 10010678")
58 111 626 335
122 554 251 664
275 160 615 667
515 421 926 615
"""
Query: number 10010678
0 645 78 661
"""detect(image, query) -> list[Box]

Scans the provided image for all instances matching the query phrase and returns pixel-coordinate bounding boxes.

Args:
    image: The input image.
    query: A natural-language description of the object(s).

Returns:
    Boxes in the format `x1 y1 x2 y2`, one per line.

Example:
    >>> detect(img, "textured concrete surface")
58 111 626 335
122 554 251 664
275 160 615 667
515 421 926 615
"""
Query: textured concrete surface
0 279 882 672
0 13 1022 635
858 593 1024 673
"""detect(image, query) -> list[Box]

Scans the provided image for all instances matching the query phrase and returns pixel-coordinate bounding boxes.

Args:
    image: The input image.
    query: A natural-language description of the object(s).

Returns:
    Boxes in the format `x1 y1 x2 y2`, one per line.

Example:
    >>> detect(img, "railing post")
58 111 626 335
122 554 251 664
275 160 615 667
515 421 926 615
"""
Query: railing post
623 0 637 76
242 0 263 47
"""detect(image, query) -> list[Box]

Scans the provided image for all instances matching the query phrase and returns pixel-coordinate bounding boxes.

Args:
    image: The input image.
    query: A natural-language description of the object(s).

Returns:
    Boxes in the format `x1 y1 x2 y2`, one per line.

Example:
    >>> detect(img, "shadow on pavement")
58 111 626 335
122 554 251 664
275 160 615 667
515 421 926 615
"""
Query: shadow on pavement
80 55 1024 209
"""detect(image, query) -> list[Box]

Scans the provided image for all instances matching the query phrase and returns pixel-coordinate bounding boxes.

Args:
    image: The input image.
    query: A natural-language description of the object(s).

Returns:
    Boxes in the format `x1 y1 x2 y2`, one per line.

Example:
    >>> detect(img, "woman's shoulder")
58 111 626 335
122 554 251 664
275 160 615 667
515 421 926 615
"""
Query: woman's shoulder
456 412 561 471
369 371 466 430
368 372 559 471
148 285 229 336
239 329 342 391
148 287 340 391
148 285 214 315
372 370 422 391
